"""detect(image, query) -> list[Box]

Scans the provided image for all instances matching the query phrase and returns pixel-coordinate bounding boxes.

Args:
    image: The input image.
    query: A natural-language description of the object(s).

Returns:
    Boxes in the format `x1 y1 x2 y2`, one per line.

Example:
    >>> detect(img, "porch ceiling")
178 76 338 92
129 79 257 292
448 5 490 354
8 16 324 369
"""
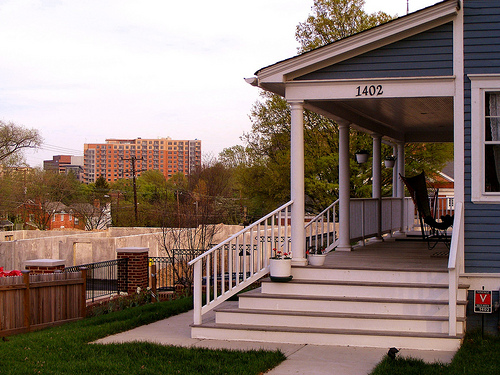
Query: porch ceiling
306 96 454 143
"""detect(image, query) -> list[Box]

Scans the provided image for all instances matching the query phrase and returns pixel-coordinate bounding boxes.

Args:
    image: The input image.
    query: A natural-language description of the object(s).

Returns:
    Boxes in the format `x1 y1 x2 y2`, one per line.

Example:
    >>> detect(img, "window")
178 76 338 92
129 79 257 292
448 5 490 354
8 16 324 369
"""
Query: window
484 92 500 192
471 75 500 202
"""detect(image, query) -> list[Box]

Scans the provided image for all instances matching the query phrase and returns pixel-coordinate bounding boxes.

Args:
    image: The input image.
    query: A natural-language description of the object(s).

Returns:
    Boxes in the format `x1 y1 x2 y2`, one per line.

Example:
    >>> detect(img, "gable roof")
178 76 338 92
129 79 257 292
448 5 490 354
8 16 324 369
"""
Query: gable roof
250 0 460 96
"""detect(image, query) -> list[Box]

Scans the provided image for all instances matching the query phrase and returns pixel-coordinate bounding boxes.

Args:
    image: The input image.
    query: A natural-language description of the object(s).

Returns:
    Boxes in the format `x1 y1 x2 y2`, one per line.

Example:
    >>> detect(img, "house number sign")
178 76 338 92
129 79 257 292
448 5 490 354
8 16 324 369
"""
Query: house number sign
355 85 383 97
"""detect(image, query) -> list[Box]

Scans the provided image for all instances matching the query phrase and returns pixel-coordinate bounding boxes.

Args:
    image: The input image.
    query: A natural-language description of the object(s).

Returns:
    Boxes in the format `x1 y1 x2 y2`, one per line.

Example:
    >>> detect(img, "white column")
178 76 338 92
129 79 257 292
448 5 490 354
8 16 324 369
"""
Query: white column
337 121 351 251
290 101 307 266
397 142 406 232
372 134 382 240
396 142 405 198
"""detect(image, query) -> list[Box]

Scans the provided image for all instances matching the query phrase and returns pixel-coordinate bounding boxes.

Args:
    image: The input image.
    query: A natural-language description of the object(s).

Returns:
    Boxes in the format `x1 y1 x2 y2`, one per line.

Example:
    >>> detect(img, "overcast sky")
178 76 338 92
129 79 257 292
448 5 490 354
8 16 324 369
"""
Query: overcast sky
0 0 441 167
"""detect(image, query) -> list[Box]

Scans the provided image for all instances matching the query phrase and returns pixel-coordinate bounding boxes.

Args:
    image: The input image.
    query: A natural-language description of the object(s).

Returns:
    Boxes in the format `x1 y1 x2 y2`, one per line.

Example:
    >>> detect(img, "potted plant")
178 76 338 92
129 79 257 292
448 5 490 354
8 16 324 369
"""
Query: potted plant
269 247 292 282
355 149 369 164
384 155 395 168
307 246 327 266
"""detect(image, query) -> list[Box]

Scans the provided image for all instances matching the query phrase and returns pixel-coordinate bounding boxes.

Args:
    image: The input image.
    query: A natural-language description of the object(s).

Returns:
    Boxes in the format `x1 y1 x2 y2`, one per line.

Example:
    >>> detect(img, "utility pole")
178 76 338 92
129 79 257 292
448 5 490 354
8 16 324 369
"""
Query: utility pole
122 156 143 225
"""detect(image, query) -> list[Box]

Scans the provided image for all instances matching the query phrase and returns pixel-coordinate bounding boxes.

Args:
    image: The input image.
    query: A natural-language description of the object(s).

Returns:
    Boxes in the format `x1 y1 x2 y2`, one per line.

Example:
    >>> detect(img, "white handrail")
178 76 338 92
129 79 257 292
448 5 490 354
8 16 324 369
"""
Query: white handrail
448 202 463 336
191 201 293 325
189 200 294 266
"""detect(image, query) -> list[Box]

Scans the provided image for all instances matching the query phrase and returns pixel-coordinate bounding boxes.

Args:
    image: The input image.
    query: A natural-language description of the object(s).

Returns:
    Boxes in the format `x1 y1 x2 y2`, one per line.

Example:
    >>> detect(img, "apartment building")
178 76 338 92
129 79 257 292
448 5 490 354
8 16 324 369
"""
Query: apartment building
43 155 85 182
83 138 201 183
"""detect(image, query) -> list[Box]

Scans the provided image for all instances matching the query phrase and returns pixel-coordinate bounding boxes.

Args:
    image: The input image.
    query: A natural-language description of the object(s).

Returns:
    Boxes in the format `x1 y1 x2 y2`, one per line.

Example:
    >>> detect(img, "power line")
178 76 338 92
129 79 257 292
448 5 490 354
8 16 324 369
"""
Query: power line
39 143 83 155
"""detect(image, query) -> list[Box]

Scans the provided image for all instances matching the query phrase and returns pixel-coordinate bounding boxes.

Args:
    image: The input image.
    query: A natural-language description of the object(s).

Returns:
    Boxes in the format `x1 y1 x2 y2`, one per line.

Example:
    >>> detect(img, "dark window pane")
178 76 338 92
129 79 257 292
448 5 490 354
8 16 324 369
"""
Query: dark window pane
485 144 500 192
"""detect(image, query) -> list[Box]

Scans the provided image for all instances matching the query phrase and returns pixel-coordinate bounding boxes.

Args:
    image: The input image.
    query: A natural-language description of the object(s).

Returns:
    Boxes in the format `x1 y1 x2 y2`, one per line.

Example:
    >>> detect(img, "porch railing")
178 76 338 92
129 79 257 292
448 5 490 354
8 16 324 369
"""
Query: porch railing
434 196 455 218
305 199 339 253
448 201 463 336
350 197 414 243
189 201 293 325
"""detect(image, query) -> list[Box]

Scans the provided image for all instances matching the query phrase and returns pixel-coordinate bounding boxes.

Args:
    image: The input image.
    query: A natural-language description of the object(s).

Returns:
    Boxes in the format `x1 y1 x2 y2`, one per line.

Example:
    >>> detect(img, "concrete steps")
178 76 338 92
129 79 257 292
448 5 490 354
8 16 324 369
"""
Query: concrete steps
191 265 467 350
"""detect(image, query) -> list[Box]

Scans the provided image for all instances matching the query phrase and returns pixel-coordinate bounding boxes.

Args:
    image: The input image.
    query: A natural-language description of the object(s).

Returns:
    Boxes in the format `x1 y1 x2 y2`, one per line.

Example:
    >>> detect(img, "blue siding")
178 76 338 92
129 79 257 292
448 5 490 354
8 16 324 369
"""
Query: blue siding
464 1 500 273
295 23 453 80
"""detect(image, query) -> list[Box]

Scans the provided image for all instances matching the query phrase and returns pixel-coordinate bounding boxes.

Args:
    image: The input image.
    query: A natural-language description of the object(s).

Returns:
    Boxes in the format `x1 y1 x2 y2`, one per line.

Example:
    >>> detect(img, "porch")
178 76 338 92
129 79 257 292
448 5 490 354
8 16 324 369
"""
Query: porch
319 236 448 271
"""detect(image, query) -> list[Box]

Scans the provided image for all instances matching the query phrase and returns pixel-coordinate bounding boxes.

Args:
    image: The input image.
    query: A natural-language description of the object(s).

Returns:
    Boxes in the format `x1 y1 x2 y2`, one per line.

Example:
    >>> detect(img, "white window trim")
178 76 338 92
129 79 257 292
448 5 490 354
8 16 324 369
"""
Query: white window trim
470 74 500 203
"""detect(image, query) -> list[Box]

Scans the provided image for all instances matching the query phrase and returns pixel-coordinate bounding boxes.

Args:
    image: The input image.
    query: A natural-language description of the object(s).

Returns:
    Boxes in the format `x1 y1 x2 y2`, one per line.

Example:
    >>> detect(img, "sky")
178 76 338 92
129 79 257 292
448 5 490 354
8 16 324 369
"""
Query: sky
0 0 441 167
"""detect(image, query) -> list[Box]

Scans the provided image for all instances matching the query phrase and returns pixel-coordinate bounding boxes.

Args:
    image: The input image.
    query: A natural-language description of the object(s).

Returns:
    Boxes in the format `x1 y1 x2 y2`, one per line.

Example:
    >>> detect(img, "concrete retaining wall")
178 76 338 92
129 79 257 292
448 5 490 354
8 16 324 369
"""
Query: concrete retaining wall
0 225 243 270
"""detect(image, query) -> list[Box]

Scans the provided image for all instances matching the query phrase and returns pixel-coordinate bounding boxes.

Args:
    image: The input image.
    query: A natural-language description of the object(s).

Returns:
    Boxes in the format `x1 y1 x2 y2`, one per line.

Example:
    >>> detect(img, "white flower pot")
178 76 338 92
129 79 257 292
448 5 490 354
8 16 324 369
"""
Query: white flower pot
355 152 369 164
308 254 326 266
269 258 292 281
384 159 395 168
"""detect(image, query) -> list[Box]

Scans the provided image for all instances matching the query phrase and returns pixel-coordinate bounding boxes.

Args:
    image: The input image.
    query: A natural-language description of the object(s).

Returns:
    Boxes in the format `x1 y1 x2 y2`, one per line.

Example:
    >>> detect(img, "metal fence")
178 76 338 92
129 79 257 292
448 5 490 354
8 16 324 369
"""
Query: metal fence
149 249 205 292
65 259 128 302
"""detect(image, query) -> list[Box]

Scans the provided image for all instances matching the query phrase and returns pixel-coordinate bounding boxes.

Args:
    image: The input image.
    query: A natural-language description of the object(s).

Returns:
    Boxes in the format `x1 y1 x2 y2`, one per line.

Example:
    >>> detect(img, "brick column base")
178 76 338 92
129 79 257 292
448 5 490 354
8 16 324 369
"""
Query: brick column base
25 259 66 274
116 247 149 295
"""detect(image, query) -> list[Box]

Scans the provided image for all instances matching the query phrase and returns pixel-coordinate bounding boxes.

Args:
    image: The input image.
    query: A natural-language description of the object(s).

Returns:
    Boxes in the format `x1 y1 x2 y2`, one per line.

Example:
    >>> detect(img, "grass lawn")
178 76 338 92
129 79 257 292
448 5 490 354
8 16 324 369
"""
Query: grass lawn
0 296 285 375
370 330 500 375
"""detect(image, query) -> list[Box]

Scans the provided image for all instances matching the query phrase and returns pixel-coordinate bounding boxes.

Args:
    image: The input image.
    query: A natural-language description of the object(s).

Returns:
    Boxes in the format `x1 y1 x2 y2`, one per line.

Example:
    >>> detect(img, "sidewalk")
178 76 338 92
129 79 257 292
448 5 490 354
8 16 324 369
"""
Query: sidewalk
94 308 456 375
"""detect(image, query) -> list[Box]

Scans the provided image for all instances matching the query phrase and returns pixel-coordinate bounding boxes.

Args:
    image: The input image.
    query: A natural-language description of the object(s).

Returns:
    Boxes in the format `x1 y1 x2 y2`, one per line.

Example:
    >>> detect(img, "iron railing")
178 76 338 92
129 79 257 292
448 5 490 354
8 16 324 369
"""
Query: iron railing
149 249 206 292
65 258 128 302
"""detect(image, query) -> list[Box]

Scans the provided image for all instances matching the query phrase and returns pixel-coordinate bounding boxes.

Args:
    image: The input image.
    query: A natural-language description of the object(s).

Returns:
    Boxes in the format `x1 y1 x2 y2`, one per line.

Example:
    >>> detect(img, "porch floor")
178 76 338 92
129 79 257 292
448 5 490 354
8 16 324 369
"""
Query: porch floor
319 235 449 271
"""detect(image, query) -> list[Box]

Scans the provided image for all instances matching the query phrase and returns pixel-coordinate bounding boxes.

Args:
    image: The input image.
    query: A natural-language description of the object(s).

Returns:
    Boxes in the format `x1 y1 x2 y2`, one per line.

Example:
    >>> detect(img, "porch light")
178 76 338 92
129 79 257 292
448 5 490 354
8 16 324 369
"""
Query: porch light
355 150 369 164
384 156 396 168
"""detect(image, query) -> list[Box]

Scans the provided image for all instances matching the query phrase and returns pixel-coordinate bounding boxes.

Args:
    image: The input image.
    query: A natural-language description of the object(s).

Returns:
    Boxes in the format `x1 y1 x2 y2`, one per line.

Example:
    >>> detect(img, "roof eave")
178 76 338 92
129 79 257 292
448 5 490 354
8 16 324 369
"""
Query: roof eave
250 0 459 90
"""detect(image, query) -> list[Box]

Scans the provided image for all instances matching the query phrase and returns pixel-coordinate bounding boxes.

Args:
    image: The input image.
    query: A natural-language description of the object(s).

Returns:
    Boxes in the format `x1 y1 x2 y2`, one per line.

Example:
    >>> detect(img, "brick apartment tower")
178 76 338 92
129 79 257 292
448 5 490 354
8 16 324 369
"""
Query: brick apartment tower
83 138 201 183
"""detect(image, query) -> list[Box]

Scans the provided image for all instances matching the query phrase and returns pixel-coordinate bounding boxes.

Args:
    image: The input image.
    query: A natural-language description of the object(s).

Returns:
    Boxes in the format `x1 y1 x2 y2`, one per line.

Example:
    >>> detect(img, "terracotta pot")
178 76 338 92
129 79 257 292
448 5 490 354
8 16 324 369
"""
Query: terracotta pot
308 254 326 266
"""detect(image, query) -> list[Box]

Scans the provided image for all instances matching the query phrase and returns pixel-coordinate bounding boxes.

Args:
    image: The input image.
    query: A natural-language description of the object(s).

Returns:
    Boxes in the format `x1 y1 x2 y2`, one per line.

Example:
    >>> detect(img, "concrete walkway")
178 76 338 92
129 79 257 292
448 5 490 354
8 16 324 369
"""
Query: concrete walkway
95 308 456 375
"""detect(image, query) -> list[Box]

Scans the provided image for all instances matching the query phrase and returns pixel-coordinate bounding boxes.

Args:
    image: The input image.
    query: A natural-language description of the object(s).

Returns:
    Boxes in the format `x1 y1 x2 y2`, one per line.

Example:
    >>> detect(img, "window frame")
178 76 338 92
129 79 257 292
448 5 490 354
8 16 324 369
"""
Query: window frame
470 74 500 203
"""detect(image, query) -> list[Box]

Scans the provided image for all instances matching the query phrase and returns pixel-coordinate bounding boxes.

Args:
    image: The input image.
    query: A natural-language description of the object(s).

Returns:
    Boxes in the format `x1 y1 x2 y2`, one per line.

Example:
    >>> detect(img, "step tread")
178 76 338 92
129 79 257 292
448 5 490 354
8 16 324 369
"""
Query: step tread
193 321 464 340
242 288 468 305
294 265 448 273
215 306 467 322
263 277 469 289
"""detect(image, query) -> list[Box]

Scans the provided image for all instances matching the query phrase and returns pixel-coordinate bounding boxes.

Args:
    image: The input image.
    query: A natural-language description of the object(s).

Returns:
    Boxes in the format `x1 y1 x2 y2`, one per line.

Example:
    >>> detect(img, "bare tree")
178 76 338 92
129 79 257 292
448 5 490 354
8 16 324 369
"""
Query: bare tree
156 160 241 289
0 121 42 166
70 202 112 230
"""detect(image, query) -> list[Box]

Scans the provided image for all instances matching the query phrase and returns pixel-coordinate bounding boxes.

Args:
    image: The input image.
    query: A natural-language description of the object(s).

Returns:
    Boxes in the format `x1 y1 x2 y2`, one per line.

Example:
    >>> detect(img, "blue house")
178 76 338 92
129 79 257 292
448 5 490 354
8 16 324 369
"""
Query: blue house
189 0 500 351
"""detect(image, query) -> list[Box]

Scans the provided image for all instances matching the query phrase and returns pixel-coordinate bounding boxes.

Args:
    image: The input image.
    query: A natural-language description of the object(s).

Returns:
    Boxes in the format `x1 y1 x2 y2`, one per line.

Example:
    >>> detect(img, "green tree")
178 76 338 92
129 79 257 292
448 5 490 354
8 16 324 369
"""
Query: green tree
295 0 393 53
22 169 80 229
0 168 26 220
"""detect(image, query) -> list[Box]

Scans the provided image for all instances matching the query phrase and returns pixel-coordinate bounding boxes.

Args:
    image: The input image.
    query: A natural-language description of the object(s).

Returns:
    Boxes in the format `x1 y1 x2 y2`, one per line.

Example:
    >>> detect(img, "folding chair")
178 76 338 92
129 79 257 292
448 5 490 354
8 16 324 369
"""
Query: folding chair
400 172 454 250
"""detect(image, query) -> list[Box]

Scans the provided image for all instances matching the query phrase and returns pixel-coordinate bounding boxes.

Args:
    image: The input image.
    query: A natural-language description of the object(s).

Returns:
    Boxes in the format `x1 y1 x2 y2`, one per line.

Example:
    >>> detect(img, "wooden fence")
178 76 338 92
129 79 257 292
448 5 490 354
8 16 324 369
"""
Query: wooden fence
0 269 86 337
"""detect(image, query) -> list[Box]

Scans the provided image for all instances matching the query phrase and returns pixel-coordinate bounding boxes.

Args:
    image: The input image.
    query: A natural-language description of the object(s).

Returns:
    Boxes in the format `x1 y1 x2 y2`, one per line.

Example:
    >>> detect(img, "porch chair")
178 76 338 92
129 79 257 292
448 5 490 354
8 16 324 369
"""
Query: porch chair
400 171 454 250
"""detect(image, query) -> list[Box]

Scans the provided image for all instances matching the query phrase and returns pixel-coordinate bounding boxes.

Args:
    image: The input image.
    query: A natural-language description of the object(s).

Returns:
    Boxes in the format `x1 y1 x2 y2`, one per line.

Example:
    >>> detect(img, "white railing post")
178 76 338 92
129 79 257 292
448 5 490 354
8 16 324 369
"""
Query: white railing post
193 260 202 325
448 202 463 336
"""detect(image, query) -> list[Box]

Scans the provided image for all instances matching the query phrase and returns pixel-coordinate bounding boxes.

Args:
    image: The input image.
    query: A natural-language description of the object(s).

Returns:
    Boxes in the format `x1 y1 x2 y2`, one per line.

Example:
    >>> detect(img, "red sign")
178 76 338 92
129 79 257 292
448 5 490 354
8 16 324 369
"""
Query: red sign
474 290 492 313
